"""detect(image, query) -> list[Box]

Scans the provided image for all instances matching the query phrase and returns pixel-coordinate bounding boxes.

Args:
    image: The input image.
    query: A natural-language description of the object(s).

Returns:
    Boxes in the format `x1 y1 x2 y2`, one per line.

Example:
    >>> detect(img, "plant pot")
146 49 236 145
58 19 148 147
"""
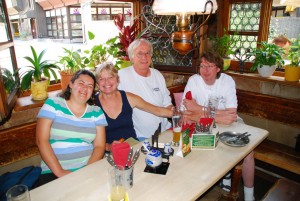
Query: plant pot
223 58 231 71
60 71 74 92
31 78 49 100
257 65 276 77
285 65 300 82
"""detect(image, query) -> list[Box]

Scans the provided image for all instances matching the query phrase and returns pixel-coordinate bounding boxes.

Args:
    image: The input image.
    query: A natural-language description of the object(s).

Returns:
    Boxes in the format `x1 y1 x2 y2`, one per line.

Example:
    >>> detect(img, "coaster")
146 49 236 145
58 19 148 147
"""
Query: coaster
144 162 170 175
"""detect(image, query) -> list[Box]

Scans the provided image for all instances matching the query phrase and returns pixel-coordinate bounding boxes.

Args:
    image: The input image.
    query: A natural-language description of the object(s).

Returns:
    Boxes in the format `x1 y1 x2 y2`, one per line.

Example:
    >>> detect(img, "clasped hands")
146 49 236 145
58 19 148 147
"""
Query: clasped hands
182 98 237 125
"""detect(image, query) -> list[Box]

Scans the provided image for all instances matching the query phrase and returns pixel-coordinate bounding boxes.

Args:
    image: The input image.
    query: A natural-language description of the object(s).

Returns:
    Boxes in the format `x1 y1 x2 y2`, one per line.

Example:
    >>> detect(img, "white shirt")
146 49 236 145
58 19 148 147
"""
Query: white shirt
118 66 172 139
183 73 237 110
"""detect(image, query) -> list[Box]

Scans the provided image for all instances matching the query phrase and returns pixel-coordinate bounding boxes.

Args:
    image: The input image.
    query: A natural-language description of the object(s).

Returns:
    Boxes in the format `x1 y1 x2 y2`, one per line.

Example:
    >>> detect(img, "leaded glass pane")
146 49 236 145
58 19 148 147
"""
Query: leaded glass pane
230 3 261 32
143 5 194 68
229 3 261 54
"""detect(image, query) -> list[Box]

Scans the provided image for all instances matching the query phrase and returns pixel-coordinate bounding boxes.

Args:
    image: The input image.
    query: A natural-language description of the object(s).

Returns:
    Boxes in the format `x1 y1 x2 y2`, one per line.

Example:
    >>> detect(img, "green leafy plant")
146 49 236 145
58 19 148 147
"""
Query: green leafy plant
250 41 284 72
1 68 17 94
84 31 122 69
113 13 149 61
287 35 300 67
59 48 88 74
209 32 238 58
18 46 60 90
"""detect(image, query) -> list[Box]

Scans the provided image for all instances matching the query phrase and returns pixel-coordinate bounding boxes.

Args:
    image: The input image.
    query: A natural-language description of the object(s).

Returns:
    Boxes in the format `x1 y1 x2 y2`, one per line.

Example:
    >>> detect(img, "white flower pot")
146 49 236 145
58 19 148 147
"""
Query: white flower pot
257 65 277 77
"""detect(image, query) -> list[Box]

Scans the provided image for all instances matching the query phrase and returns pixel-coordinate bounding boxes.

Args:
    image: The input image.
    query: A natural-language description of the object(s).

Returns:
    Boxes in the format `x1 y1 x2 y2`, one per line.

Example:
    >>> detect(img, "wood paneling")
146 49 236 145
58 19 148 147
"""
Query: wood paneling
0 122 38 167
237 89 300 127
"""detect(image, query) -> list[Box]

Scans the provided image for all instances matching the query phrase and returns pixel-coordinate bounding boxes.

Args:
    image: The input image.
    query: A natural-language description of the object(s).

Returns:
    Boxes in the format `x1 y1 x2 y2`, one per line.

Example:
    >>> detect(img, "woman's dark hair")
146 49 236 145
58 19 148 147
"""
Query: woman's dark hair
200 51 224 78
59 69 96 105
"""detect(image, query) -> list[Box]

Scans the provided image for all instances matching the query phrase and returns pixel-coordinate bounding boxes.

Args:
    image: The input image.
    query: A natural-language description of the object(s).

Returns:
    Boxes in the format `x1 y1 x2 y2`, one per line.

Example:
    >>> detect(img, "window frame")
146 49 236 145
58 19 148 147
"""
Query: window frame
0 0 19 124
218 0 273 73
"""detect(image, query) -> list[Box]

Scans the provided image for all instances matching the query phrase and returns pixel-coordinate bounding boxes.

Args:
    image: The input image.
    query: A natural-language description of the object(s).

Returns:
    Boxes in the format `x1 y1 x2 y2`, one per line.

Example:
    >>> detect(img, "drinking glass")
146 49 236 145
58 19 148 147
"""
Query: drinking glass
108 166 133 201
172 106 183 146
6 184 30 201
208 95 219 118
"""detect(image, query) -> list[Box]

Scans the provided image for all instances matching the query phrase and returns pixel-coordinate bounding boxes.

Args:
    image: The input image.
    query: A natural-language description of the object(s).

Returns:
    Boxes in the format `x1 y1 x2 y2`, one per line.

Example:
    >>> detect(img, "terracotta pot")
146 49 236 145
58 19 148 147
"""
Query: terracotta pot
60 71 74 92
285 65 300 82
257 65 276 77
31 78 49 100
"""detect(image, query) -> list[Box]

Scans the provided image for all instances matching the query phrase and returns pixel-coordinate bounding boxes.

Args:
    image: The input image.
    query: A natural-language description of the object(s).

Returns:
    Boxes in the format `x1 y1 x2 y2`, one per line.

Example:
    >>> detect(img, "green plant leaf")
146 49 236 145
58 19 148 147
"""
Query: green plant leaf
88 31 95 40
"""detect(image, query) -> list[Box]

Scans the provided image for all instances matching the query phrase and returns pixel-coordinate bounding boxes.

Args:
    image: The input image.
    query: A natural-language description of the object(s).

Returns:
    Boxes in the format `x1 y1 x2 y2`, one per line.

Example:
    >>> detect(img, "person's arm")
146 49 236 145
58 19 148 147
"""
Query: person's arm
36 118 71 177
87 126 106 164
215 108 237 125
127 92 173 117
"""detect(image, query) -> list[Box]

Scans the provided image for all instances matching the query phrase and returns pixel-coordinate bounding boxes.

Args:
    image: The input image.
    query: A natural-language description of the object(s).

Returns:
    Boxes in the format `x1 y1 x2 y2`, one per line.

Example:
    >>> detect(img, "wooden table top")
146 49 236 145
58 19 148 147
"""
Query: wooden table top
30 122 268 201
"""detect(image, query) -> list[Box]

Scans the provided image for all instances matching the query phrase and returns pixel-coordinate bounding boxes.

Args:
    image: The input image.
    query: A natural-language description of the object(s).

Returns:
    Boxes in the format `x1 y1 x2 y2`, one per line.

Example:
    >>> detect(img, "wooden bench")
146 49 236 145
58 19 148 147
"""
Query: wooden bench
254 139 300 176
225 139 300 201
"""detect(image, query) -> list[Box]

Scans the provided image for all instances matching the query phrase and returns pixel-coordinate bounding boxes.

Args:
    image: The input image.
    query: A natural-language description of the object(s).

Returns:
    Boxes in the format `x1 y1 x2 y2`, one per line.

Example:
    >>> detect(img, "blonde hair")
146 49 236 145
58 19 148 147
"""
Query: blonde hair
95 62 119 81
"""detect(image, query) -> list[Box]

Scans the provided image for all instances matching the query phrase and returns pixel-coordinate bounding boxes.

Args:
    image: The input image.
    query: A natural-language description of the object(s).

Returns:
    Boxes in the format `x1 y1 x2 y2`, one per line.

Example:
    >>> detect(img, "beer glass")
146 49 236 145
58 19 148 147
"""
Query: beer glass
172 106 182 146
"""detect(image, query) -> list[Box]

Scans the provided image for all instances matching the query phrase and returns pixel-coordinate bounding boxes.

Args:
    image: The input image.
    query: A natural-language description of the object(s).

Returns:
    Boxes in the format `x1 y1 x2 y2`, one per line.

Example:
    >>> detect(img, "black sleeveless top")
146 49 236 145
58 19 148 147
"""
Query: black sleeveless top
94 90 137 143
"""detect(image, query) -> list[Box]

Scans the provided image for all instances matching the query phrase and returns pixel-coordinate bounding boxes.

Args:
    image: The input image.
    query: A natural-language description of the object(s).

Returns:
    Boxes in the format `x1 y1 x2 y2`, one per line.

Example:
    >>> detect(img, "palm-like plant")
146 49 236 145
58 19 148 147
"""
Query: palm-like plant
18 46 60 90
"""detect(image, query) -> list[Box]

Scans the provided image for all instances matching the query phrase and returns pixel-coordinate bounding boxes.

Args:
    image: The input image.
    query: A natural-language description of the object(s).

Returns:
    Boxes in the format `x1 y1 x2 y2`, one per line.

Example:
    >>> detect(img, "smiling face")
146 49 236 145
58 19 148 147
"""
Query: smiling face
97 69 118 94
199 57 221 85
69 74 95 103
132 41 153 75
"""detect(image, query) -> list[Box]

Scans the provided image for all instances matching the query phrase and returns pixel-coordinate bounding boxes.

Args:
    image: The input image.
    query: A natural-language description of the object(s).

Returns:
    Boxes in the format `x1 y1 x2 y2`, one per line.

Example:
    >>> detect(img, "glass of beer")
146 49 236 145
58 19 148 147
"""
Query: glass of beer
172 106 182 146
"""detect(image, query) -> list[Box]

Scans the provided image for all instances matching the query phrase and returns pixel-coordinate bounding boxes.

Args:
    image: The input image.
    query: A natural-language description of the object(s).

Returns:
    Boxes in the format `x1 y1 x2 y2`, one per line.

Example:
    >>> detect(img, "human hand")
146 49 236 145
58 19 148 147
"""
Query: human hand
215 110 237 125
182 110 200 123
55 169 71 178
182 99 200 111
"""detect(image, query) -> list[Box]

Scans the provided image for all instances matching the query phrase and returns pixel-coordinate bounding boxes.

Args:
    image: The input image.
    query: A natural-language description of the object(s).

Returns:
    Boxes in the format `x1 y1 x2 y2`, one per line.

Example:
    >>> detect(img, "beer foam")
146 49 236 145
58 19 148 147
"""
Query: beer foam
174 127 181 132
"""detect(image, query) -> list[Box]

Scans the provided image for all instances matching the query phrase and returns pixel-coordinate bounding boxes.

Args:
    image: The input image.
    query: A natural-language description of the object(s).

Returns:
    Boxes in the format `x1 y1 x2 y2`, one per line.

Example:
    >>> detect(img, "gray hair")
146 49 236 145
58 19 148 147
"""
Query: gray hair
128 39 153 62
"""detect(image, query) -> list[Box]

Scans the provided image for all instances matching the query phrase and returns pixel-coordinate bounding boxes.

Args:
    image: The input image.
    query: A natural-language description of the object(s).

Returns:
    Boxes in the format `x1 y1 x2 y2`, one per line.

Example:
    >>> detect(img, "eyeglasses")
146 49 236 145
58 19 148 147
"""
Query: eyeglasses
98 76 115 83
136 51 152 58
199 64 216 70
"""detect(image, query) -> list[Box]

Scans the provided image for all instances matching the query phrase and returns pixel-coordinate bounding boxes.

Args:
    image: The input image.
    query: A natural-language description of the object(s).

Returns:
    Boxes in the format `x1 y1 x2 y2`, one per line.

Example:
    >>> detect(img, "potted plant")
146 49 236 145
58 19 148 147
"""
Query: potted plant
209 32 238 70
18 46 60 100
250 42 284 77
285 35 300 81
58 48 88 91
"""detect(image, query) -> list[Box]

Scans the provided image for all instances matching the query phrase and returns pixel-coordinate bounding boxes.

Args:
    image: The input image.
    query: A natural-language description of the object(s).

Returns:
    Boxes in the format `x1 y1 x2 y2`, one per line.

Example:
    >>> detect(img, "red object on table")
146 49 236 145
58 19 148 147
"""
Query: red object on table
185 91 193 100
182 123 196 138
111 142 131 167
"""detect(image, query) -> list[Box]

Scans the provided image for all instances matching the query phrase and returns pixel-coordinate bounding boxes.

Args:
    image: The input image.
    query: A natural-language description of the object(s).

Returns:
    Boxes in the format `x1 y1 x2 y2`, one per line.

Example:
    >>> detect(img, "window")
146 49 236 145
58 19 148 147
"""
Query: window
0 0 19 124
46 8 68 39
219 0 273 72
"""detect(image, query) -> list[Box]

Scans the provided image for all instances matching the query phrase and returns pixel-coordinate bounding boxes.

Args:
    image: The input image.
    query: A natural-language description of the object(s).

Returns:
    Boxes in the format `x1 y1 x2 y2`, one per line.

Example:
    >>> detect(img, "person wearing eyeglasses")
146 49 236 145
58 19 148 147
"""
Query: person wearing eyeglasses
182 51 255 201
95 62 173 151
118 39 173 141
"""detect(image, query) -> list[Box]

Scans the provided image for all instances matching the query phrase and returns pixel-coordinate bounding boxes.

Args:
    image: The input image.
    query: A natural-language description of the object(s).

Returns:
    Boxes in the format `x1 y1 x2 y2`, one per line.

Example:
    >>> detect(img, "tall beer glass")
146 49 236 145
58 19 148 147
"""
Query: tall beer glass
172 106 182 146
